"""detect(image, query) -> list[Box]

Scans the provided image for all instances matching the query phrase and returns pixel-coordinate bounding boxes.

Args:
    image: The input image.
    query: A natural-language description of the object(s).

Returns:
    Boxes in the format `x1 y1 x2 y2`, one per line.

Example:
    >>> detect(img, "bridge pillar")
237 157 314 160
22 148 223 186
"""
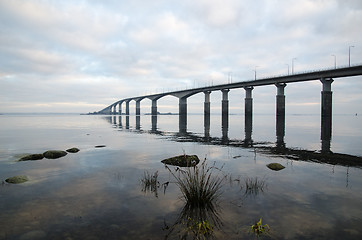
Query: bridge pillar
276 83 286 148
221 89 229 140
244 87 254 146
321 78 333 153
204 91 211 142
118 102 122 115
136 100 141 116
125 101 130 115
151 99 157 116
179 97 187 133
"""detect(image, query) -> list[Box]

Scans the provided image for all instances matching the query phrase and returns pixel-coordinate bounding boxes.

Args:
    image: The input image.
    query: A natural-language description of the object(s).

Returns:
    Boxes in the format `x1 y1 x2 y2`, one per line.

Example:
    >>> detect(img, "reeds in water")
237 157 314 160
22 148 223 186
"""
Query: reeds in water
140 170 160 197
165 160 225 208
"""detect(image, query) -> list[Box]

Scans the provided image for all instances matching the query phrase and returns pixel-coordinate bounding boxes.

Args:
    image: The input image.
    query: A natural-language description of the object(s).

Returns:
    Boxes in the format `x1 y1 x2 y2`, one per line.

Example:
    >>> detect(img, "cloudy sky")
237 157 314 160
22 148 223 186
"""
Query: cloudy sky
0 0 361 114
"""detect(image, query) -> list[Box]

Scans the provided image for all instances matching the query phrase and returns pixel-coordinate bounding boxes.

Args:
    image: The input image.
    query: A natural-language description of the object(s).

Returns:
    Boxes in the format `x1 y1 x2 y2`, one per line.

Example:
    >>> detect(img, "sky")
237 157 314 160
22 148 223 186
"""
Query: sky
0 0 362 114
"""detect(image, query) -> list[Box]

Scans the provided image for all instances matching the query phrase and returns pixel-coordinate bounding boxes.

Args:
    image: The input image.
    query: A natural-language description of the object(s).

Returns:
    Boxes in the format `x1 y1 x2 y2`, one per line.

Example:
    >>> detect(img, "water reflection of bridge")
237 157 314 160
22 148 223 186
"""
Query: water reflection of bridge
104 115 362 168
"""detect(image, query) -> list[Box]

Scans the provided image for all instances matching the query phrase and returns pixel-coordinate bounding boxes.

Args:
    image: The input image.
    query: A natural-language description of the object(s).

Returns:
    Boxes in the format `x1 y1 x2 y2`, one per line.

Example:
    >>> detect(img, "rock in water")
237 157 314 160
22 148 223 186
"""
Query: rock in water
66 147 80 153
5 175 28 184
267 163 285 171
95 145 106 148
161 155 200 167
19 154 44 161
43 150 67 159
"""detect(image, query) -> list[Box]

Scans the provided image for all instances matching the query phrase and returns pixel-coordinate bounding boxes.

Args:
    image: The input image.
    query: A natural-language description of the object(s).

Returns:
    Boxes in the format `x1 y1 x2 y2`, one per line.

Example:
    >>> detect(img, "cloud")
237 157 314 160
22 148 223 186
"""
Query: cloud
0 0 361 113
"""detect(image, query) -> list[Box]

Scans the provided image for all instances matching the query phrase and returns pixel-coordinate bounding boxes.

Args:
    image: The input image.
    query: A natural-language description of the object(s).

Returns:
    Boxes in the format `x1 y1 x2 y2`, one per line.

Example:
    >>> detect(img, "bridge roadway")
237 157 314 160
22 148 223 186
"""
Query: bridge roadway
97 64 362 153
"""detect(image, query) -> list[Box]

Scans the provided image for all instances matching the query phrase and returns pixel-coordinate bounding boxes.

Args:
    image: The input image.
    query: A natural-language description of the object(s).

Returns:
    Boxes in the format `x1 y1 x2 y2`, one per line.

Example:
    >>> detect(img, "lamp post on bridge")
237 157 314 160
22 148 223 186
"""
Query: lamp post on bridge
285 64 290 75
331 54 336 69
349 45 354 67
292 58 297 74
253 66 259 80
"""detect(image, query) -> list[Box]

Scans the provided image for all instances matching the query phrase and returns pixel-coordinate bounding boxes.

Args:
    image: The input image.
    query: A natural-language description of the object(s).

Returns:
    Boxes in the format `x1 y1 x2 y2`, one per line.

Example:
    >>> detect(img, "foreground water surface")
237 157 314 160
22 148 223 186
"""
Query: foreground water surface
0 114 361 240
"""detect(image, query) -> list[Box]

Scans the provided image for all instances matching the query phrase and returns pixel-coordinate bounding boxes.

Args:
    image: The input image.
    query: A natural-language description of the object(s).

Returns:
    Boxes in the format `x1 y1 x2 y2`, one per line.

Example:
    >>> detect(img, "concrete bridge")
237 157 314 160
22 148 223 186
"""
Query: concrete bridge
97 65 362 152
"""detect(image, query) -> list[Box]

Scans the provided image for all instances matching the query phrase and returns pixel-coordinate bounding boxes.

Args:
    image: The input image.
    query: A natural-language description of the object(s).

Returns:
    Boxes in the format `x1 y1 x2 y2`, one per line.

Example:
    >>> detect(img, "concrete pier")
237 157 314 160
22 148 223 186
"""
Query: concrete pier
125 100 130 115
204 91 211 122
321 78 333 153
179 97 187 133
244 87 254 147
118 102 122 115
276 83 286 147
221 89 229 129
151 99 157 116
204 91 211 142
136 100 141 116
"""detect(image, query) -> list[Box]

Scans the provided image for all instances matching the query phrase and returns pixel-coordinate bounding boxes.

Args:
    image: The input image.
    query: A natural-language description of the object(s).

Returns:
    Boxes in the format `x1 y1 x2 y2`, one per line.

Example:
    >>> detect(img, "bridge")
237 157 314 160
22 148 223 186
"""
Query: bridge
97 64 362 152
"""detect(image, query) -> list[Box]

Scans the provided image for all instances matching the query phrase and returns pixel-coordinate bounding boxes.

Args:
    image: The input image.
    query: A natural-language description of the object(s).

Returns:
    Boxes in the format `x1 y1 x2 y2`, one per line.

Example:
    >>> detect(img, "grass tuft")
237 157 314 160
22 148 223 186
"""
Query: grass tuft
140 170 160 197
166 159 225 208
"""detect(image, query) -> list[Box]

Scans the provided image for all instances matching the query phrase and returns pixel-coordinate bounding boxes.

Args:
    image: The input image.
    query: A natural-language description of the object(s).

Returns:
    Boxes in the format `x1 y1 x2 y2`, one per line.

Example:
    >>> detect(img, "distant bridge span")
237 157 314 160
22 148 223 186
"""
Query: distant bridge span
98 65 362 115
97 65 362 153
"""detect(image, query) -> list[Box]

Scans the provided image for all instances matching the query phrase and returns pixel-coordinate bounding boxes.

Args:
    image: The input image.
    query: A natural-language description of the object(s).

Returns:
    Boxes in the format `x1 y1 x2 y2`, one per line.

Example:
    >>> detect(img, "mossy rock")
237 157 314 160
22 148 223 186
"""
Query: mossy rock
267 163 285 171
19 154 44 161
43 150 67 159
5 175 28 184
161 155 200 167
66 147 80 153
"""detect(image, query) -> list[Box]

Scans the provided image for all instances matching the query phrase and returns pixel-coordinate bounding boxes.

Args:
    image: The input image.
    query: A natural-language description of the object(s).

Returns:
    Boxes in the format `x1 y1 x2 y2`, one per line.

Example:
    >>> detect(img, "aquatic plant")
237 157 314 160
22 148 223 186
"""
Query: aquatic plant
243 177 267 196
185 217 214 238
140 170 160 197
250 218 270 237
165 159 225 208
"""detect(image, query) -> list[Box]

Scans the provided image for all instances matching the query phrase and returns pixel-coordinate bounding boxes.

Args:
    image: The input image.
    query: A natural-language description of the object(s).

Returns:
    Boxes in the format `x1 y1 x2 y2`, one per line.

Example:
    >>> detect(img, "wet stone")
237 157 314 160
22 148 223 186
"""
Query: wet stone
5 175 28 184
161 155 200 167
267 163 285 171
43 150 67 159
19 154 44 161
66 148 80 153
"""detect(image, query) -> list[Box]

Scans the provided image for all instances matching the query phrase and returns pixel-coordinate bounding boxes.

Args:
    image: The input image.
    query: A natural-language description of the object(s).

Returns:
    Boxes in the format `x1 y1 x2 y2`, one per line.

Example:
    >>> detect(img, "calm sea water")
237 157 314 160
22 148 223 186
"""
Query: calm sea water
0 114 361 240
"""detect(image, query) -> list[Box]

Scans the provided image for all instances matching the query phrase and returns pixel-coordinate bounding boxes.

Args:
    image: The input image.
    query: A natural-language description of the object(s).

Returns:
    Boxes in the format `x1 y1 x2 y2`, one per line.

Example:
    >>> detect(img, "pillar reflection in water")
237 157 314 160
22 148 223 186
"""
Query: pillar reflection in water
136 116 141 130
112 116 117 126
151 115 157 133
118 116 123 129
126 116 129 129
320 78 333 153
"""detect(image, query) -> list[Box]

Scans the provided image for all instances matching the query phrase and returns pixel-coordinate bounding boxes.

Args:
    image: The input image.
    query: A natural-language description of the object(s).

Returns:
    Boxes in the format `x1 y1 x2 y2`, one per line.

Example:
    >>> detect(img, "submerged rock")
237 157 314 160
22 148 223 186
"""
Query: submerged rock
43 150 67 159
161 155 200 167
95 145 106 148
66 147 80 153
267 163 285 171
19 154 44 161
5 175 28 184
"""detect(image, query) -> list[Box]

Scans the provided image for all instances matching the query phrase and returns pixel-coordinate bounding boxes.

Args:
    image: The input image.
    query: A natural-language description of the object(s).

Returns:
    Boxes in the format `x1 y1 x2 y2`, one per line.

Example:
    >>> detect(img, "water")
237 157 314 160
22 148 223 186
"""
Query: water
0 114 361 239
